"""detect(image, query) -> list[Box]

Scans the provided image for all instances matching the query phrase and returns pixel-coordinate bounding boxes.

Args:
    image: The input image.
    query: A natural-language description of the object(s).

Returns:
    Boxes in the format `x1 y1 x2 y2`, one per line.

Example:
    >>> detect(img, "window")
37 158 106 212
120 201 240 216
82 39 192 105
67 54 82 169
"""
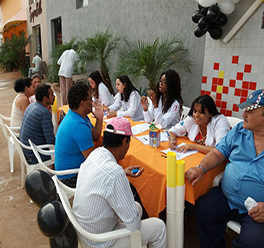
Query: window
51 18 62 47
76 0 89 9
29 0 38 5
33 25 42 56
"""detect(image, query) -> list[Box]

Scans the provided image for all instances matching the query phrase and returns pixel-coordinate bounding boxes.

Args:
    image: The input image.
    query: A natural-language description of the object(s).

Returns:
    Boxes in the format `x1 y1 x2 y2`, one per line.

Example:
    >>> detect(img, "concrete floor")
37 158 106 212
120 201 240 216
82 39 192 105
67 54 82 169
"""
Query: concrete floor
0 70 238 247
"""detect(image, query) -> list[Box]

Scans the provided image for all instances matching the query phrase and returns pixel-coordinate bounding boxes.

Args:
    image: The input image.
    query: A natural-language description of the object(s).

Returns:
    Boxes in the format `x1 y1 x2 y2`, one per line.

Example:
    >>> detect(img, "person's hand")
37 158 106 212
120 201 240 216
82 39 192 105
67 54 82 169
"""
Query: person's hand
176 144 195 153
185 167 204 186
169 139 177 150
249 202 264 223
92 100 104 120
125 166 144 177
106 110 117 118
148 90 158 108
140 96 148 111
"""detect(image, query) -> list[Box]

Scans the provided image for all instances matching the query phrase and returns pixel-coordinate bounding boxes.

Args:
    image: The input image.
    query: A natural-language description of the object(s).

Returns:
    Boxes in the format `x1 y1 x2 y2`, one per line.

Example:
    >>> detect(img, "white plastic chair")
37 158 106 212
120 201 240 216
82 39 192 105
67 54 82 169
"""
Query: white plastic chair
5 124 54 188
181 106 190 120
52 175 147 248
213 172 241 234
226 116 242 129
0 114 19 173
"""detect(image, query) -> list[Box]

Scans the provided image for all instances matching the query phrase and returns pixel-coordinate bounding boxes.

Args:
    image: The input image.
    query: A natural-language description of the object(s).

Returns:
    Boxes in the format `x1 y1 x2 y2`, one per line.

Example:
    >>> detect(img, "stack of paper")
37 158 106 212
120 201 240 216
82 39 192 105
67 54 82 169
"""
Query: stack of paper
161 143 198 160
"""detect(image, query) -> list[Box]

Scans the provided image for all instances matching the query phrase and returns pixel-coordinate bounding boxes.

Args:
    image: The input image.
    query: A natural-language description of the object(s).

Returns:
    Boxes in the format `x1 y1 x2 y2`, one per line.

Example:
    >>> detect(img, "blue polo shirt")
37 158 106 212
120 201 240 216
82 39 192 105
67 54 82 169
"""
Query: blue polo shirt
55 109 94 179
216 122 264 213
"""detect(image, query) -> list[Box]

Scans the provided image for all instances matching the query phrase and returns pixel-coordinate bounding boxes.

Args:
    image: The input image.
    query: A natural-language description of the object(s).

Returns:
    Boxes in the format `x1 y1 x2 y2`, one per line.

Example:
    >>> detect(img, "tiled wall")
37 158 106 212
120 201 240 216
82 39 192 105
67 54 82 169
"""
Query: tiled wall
200 6 264 118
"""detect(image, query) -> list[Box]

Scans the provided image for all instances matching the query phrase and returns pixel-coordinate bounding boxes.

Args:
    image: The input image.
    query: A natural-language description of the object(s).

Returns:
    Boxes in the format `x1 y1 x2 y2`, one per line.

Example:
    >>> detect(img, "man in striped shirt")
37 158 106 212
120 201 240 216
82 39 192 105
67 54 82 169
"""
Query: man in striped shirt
73 117 167 247
20 83 55 164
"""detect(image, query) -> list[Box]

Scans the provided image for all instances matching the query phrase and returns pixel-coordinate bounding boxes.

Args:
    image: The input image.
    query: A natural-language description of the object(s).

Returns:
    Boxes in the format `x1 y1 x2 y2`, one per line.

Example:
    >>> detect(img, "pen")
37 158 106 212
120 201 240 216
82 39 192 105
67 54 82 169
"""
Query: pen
161 154 167 158
166 131 172 142
143 92 145 96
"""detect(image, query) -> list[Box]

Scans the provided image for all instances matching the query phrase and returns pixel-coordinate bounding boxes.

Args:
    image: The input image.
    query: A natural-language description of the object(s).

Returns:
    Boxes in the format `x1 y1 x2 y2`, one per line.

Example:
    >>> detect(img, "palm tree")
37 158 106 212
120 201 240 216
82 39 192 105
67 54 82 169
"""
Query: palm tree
116 37 193 90
48 38 76 83
77 28 123 95
0 32 31 76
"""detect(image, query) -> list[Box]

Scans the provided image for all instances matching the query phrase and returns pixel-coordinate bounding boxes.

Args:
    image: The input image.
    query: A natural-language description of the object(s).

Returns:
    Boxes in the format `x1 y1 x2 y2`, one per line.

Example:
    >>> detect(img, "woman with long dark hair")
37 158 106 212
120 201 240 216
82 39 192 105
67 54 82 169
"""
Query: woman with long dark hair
10 78 36 127
107 75 144 121
168 95 230 154
89 70 114 106
140 70 183 129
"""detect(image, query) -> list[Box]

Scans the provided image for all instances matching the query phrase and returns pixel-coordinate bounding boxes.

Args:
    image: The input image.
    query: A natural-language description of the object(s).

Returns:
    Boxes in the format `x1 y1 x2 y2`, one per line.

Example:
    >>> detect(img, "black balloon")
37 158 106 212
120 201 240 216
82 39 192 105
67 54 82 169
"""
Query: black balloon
198 17 210 30
38 201 68 238
208 26 223 40
192 10 204 24
200 7 208 16
214 13 228 27
207 4 221 22
194 25 207 38
49 222 78 248
25 170 57 207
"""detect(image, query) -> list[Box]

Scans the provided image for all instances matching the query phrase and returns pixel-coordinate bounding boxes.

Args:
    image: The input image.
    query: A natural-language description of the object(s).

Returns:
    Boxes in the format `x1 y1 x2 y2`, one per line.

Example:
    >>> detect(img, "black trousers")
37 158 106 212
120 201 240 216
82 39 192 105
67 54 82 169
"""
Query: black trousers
195 186 264 248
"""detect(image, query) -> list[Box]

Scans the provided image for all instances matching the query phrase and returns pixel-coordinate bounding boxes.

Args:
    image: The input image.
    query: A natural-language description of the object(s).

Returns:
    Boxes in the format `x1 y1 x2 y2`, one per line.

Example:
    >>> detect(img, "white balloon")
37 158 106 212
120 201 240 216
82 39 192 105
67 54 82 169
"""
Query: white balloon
231 0 240 4
218 0 235 15
199 0 217 8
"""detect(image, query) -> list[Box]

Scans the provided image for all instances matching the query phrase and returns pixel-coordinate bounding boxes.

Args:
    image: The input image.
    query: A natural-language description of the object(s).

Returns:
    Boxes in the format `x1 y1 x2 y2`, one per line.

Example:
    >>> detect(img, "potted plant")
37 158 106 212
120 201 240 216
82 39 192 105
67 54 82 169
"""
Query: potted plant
116 37 193 91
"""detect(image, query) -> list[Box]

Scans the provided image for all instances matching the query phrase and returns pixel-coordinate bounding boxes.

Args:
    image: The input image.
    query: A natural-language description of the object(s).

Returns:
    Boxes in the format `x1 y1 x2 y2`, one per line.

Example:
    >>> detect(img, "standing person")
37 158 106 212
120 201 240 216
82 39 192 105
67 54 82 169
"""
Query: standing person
185 89 264 248
73 117 167 248
28 53 42 78
10 78 36 127
19 84 55 164
140 69 183 129
106 75 144 121
168 95 230 154
89 70 115 106
55 82 104 188
57 44 78 106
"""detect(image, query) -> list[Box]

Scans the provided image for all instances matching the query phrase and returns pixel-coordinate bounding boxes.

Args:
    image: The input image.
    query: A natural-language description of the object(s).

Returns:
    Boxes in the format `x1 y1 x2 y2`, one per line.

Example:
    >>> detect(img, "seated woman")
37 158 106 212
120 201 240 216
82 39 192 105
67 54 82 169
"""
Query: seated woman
168 95 230 154
89 70 115 106
29 74 42 103
106 75 144 121
10 78 36 127
140 69 183 129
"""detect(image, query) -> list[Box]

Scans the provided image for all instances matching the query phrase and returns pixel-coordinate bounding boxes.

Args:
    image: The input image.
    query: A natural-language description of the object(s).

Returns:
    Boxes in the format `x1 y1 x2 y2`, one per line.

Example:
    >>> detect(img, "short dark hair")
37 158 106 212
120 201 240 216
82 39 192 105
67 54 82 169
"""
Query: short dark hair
68 82 90 110
117 75 139 102
14 78 32 93
188 95 220 117
103 125 130 148
35 84 51 101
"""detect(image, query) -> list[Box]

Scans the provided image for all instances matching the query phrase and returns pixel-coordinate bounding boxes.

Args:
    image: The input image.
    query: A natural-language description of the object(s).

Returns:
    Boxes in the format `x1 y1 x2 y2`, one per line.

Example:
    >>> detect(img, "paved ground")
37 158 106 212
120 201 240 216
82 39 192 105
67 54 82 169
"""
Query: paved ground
0 70 237 248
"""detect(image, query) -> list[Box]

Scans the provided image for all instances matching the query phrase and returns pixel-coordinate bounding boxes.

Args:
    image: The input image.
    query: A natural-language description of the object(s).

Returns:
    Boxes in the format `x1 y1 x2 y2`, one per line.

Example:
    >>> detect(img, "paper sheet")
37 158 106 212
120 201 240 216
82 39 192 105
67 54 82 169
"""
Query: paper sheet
135 132 169 145
131 123 150 135
161 143 198 160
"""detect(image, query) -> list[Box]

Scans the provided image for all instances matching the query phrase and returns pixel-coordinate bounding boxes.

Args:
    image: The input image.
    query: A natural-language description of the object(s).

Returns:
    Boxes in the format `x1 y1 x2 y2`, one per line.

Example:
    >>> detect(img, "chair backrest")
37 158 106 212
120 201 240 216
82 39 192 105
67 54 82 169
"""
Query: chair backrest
52 176 144 248
226 116 242 129
0 114 11 140
29 139 79 176
181 106 190 120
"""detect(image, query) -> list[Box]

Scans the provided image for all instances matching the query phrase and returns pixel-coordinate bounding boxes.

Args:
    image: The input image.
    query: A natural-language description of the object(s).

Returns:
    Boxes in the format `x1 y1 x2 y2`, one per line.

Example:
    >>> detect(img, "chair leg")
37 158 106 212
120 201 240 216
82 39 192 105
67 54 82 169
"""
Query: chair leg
8 141 16 173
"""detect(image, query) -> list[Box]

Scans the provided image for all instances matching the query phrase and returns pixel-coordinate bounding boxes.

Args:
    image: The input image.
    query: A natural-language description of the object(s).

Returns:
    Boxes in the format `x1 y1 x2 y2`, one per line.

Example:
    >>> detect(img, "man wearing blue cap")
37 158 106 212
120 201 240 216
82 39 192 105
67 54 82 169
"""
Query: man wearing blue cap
186 89 264 248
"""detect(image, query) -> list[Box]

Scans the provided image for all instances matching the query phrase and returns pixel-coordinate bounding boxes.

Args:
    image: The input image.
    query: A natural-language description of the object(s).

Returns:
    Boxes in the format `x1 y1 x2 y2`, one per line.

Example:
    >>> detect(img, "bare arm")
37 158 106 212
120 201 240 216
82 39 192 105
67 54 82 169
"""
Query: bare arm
177 143 214 154
91 100 104 141
81 146 95 159
185 148 226 186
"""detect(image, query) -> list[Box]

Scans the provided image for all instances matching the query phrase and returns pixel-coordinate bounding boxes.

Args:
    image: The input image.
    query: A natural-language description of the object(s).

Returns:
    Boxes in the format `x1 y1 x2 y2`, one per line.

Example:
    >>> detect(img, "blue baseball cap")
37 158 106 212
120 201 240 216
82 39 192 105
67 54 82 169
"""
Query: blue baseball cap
237 89 264 111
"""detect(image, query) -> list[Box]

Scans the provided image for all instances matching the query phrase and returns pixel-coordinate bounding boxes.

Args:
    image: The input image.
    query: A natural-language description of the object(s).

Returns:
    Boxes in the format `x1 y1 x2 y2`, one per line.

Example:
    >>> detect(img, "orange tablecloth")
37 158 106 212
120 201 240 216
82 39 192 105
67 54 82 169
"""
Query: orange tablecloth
57 105 226 217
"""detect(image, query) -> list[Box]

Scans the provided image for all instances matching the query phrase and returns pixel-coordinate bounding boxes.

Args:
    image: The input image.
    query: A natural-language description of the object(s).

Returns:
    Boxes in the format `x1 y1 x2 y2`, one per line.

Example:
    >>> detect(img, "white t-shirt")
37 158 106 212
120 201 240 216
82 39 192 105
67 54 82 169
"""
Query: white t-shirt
32 55 42 73
143 97 180 129
58 49 78 78
108 91 144 121
97 82 114 106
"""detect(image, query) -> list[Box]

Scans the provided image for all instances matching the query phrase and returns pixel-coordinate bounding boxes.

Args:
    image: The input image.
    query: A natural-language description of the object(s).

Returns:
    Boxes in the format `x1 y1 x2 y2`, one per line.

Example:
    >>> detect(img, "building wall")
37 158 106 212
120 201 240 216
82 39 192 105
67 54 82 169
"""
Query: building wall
201 0 264 118
45 0 206 106
0 0 24 25
26 0 49 64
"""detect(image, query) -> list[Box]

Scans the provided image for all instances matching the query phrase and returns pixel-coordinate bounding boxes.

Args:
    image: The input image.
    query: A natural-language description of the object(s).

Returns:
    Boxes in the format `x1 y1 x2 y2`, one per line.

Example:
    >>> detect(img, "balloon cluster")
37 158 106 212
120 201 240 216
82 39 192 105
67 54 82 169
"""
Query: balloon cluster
192 0 240 39
25 170 78 248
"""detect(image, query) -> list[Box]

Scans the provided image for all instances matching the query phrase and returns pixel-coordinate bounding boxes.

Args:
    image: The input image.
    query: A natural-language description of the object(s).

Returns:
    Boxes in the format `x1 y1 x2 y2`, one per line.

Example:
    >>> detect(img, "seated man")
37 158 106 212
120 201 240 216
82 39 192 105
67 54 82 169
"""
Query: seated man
186 89 264 248
73 117 167 247
28 53 42 78
20 83 55 164
55 82 104 187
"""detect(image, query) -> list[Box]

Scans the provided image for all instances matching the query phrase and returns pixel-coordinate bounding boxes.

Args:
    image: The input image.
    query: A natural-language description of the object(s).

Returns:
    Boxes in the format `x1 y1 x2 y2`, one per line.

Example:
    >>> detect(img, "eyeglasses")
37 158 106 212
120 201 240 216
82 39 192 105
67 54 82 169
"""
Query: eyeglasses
159 80 167 85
